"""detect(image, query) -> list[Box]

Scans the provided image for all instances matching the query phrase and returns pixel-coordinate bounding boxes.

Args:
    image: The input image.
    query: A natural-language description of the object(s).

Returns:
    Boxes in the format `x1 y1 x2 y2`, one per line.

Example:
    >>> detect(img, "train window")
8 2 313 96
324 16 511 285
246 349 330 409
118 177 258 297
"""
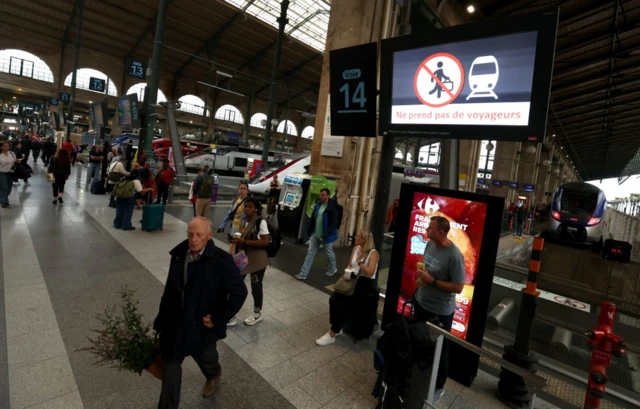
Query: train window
561 192 597 213
235 158 248 167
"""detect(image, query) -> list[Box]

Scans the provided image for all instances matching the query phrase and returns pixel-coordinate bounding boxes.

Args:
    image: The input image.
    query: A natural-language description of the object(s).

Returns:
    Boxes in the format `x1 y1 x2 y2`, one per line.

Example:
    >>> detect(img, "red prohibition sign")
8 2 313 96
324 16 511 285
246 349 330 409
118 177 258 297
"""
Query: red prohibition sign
413 52 465 108
554 296 587 309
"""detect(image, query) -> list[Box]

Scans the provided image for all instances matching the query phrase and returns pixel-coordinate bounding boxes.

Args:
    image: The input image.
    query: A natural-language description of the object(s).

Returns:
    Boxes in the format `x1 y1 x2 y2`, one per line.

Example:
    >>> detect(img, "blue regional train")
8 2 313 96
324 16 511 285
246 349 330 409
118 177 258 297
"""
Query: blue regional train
548 182 607 247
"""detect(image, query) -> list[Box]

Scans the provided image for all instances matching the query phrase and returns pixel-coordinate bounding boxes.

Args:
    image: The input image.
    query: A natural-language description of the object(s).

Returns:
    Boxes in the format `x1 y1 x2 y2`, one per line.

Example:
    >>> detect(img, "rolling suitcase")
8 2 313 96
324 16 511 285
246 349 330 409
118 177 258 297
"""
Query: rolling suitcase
141 204 165 232
91 180 105 194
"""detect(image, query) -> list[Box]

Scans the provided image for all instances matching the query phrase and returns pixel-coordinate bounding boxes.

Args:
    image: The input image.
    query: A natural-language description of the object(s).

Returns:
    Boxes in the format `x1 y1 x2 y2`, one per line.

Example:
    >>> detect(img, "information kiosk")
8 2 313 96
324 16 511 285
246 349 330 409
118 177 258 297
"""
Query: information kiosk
278 174 312 242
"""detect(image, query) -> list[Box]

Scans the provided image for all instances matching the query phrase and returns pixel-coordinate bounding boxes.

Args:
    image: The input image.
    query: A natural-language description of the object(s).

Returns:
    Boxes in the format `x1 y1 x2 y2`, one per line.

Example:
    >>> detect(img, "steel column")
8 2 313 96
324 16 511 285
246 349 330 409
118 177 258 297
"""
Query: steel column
262 0 290 163
245 91 255 144
440 139 459 189
66 0 84 142
144 0 170 158
282 98 290 152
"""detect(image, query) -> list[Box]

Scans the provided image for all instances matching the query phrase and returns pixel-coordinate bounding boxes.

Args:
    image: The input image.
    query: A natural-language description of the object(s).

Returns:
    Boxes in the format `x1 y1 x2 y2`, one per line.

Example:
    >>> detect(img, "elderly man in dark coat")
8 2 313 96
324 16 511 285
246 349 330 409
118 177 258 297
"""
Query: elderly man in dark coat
154 216 247 409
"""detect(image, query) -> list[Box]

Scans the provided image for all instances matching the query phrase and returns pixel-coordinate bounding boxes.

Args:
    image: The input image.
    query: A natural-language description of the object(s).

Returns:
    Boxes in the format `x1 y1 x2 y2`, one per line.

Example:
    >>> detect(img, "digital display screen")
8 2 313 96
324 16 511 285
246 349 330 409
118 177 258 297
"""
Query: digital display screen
397 192 488 340
509 182 519 188
285 193 295 204
405 169 414 177
492 180 502 186
390 32 537 127
524 183 535 192
477 178 486 185
118 99 132 128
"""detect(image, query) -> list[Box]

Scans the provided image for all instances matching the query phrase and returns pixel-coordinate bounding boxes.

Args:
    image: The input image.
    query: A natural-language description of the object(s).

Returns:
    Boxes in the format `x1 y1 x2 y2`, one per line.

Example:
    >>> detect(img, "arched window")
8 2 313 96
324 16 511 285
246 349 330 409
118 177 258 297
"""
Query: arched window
250 113 267 129
301 126 314 139
178 94 207 116
277 120 297 136
64 68 118 96
478 140 496 179
215 104 244 125
0 49 54 82
125 83 167 103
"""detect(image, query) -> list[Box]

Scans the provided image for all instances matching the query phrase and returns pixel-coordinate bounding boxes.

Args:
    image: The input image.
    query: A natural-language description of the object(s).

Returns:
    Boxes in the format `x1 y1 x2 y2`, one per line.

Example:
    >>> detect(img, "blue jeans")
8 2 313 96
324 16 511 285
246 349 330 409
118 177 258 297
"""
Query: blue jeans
0 172 12 205
114 197 135 230
299 235 336 278
85 163 101 189
515 221 524 236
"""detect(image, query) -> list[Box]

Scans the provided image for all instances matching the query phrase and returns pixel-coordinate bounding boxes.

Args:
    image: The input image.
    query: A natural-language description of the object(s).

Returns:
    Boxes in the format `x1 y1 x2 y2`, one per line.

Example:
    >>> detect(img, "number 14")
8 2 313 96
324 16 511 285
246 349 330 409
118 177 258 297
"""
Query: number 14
339 82 366 109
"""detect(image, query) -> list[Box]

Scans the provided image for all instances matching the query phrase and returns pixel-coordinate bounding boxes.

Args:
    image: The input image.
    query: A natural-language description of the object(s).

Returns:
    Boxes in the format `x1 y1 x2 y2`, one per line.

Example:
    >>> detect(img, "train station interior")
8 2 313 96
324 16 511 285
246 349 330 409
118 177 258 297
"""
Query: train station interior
0 1 640 409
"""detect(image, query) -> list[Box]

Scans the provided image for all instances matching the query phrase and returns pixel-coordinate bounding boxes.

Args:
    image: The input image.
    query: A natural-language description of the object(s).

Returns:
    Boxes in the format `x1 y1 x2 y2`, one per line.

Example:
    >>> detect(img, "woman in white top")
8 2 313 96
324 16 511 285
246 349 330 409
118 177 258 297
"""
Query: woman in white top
229 197 270 327
0 142 18 208
316 230 379 346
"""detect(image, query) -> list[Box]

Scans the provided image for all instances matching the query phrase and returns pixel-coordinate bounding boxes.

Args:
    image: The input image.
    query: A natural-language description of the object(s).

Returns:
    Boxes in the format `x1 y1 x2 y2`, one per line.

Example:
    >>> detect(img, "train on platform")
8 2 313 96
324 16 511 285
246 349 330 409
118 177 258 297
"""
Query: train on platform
547 182 607 248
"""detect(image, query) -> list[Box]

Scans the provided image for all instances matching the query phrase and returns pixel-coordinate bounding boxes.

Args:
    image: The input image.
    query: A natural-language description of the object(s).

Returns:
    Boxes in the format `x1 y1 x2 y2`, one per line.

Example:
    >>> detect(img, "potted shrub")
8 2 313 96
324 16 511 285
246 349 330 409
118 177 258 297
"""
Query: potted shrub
82 286 163 379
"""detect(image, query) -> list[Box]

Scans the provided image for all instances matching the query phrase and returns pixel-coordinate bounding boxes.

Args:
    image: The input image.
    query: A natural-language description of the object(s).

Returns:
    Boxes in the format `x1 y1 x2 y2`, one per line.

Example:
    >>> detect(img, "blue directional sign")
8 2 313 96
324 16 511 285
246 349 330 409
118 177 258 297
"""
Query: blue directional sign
89 77 106 93
58 92 70 102
126 58 146 79
329 42 377 137
50 98 59 106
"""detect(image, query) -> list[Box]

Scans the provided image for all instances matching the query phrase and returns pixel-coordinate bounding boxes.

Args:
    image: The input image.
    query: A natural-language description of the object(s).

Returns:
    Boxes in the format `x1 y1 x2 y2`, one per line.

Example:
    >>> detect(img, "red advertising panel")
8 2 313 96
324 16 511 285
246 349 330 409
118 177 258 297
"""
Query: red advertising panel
396 192 488 340
382 184 504 386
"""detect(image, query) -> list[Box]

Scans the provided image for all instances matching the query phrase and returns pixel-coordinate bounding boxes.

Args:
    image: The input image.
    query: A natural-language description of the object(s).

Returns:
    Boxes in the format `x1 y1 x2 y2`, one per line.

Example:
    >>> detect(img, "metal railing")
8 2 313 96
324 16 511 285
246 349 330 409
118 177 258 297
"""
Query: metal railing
425 322 547 408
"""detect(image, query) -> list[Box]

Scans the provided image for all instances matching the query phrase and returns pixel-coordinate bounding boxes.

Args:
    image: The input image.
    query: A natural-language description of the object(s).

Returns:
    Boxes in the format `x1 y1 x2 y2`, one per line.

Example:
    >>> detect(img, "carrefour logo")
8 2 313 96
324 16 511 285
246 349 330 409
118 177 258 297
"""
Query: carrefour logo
417 197 440 214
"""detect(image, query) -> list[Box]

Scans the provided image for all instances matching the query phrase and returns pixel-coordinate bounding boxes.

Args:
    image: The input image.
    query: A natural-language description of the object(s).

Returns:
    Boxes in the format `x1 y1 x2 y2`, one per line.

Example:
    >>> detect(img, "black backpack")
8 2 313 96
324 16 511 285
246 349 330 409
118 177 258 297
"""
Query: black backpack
256 218 281 258
333 199 344 230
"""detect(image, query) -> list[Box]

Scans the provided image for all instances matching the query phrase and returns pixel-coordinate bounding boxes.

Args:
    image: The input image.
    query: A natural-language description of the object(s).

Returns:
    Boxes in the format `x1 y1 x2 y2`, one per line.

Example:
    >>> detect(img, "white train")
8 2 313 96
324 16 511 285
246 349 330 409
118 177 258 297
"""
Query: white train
184 145 275 176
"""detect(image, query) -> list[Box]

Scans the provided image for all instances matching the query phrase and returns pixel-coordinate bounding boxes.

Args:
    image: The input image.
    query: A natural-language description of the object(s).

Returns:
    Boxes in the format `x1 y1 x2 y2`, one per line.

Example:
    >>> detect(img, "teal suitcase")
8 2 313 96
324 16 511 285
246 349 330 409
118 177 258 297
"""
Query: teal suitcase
141 204 165 232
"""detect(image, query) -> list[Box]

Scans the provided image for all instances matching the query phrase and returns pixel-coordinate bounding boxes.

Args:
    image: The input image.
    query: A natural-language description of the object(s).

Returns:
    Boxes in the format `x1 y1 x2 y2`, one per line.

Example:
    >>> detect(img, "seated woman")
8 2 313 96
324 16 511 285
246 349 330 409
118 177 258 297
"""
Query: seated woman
316 230 379 346
137 168 157 209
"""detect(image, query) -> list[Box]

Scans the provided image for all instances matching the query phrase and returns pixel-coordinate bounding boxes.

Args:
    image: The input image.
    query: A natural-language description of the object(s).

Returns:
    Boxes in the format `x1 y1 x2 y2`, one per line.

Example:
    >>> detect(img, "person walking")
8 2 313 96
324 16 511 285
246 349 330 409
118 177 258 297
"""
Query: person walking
316 230 379 346
31 138 41 164
217 181 249 255
0 142 17 208
155 159 176 205
228 198 270 327
267 175 281 214
41 138 54 166
295 188 338 280
413 216 465 403
154 217 247 409
85 144 104 190
113 173 154 230
71 142 78 166
192 166 214 217
48 148 71 205
514 202 526 238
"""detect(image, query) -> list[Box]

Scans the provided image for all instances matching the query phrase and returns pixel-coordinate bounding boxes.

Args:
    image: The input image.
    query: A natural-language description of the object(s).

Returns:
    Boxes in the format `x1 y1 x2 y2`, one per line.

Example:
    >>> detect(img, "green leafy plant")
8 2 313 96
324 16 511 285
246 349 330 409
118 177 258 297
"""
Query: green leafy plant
82 286 158 375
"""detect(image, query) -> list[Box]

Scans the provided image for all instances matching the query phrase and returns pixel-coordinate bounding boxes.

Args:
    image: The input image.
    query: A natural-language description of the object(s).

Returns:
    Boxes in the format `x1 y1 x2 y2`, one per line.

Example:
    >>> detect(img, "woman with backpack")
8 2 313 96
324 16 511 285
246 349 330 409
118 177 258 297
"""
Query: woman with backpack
113 173 155 231
228 197 270 327
48 148 71 205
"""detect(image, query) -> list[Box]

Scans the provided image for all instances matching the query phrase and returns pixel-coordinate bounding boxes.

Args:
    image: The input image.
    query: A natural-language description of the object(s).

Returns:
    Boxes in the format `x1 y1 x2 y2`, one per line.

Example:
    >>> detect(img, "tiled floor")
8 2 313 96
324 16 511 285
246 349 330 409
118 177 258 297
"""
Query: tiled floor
0 162 562 409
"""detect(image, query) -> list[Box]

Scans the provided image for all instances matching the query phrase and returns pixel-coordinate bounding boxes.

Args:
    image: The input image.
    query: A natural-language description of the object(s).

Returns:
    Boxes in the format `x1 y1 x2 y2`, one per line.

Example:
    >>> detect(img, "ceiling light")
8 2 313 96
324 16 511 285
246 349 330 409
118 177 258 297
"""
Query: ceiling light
12 96 16 99
89 101 92 103
552 134 556 137
190 120 193 124
216 70 233 79
18 88 21 91
560 147 564 149
467 5 475 13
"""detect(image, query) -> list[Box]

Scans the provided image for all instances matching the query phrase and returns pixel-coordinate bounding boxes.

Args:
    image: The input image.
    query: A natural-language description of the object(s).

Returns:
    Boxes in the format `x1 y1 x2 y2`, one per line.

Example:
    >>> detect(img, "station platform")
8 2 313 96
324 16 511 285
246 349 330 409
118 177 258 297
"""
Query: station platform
0 161 592 409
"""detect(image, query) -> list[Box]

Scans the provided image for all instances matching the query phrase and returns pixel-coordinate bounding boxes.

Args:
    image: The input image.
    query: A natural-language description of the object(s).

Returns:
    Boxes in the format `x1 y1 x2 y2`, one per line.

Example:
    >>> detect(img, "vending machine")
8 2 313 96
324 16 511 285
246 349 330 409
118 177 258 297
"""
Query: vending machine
278 174 312 242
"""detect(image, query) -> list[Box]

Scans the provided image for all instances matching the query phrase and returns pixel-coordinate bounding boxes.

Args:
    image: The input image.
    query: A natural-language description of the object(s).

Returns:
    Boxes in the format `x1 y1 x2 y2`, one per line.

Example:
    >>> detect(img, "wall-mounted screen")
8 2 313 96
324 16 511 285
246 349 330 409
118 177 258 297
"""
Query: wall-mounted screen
379 10 558 142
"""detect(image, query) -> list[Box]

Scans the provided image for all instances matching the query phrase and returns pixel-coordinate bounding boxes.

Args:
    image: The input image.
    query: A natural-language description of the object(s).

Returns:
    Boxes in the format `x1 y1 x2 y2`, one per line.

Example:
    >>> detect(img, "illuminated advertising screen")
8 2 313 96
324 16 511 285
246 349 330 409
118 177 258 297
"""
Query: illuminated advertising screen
396 192 487 339
383 184 504 385
118 98 132 128
378 10 558 142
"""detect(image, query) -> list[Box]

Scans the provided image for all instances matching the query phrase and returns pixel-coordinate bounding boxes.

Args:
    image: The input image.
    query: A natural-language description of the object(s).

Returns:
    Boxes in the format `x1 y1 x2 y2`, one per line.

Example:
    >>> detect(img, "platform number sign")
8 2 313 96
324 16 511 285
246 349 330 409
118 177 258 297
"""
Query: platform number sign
49 98 59 106
89 77 106 93
126 58 146 79
58 92 70 103
329 42 377 137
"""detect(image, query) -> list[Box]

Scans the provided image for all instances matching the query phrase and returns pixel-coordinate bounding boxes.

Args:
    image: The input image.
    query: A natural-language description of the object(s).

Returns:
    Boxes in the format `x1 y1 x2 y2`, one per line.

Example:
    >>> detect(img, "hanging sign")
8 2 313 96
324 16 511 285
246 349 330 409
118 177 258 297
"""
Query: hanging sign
329 42 377 137
126 58 146 79
58 92 70 103
89 77 106 93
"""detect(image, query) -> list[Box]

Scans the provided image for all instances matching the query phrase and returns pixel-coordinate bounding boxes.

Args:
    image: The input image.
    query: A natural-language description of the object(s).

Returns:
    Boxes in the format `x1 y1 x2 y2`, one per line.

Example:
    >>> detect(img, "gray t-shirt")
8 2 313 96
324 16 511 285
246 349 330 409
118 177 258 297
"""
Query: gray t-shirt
415 241 465 316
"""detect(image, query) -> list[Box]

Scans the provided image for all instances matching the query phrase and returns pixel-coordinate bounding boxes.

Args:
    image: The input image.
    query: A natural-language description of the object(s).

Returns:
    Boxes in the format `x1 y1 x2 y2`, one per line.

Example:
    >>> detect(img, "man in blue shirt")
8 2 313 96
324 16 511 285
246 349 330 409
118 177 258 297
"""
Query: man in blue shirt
414 216 465 403
296 188 338 280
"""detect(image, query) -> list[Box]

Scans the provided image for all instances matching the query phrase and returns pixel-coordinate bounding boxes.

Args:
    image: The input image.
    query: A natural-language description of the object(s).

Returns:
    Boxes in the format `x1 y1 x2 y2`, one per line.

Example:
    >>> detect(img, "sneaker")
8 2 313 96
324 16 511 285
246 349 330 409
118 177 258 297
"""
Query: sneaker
325 269 338 276
294 273 307 281
1 203 9 208
202 374 221 398
315 332 336 346
244 312 263 326
58 197 63 204
123 227 136 231
24 181 30 186
52 199 58 205
433 388 444 403
227 317 238 327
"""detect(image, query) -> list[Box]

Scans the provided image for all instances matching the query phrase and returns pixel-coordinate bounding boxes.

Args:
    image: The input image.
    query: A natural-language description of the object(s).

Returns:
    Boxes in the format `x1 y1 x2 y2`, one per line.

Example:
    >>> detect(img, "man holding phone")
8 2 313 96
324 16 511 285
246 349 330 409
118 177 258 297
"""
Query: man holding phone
414 216 465 403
